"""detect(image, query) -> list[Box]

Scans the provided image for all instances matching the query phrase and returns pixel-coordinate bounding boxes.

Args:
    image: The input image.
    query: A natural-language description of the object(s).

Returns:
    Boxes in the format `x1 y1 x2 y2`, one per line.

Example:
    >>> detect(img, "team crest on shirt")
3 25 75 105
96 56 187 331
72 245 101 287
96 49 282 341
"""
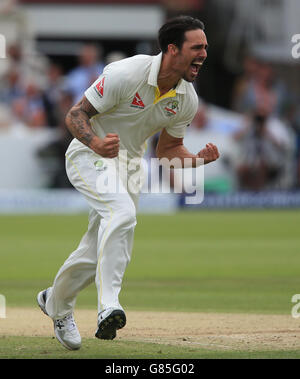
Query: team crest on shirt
94 77 105 98
164 100 179 117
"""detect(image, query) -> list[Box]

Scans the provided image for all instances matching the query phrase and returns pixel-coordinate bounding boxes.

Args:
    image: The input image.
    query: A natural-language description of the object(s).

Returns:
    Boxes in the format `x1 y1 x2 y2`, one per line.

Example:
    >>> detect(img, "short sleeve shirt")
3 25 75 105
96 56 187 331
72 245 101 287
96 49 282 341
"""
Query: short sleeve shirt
67 53 199 160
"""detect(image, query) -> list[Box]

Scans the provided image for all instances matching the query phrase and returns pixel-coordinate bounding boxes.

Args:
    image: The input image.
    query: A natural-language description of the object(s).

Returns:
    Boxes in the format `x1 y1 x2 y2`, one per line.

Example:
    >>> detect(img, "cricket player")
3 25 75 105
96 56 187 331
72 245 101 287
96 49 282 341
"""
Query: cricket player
37 15 219 350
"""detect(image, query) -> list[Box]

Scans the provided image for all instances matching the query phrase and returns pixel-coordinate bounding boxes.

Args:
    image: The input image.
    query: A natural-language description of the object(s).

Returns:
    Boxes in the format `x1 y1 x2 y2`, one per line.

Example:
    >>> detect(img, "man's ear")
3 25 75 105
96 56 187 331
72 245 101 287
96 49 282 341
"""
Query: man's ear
167 44 179 56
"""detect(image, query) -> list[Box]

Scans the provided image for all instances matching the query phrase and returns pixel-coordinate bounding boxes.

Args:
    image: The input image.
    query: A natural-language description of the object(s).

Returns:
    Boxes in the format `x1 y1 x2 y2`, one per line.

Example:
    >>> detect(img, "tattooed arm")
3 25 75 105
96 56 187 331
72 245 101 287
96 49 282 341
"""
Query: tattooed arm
65 96 120 158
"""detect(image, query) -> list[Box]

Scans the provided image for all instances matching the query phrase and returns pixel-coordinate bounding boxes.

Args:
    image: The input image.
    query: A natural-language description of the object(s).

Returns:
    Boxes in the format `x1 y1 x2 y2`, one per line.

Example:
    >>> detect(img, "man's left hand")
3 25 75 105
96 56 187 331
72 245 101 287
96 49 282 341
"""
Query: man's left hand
197 143 220 164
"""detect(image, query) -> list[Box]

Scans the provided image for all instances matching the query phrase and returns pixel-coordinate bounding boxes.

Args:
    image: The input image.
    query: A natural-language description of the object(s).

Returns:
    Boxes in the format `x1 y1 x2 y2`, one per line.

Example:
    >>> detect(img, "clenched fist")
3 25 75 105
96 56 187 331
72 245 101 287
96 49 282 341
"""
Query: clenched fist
90 133 120 158
197 143 220 164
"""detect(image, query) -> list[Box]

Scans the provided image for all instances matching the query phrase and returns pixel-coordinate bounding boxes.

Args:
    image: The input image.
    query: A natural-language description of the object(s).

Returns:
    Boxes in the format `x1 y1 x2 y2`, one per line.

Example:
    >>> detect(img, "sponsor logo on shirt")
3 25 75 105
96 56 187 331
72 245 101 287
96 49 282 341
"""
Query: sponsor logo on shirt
130 92 145 109
94 77 105 97
164 100 179 117
94 159 107 172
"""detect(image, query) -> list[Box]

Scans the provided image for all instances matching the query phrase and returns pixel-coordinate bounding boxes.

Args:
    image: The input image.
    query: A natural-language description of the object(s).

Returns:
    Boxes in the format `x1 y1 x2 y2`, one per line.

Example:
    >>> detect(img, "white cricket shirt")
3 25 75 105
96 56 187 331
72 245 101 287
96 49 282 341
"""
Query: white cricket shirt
66 53 199 160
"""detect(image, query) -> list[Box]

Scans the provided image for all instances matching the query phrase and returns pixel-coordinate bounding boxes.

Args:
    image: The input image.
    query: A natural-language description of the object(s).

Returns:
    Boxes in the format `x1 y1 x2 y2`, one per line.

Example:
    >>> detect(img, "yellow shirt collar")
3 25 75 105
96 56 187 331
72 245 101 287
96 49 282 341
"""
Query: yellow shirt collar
153 87 176 104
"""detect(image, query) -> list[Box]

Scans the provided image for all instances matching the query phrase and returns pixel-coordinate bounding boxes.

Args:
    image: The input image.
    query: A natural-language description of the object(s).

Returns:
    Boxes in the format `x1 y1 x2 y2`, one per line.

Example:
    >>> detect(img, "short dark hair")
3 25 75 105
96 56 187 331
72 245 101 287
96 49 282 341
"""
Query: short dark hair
158 16 205 53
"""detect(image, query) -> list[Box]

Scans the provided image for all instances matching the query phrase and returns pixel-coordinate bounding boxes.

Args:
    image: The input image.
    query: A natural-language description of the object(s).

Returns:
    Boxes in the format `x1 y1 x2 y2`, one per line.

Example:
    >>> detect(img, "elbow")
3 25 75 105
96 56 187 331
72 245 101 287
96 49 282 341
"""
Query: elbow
65 110 71 130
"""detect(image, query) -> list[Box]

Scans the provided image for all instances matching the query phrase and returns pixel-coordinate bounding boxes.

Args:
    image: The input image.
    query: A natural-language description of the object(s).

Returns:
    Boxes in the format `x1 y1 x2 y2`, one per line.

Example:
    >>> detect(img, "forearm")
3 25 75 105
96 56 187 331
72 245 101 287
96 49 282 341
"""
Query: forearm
65 97 120 158
157 144 201 168
156 129 219 167
65 107 97 148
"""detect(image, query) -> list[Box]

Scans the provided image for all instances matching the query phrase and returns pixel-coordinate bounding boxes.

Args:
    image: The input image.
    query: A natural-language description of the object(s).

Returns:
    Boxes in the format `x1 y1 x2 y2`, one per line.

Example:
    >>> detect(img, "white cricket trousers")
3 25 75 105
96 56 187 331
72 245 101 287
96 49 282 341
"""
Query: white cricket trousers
45 150 138 320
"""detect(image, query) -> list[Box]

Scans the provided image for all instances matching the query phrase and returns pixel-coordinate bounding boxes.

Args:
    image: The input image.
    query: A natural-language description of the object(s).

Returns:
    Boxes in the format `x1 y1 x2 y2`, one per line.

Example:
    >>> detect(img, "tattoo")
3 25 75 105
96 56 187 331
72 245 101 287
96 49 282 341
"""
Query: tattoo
66 96 99 147
78 97 99 119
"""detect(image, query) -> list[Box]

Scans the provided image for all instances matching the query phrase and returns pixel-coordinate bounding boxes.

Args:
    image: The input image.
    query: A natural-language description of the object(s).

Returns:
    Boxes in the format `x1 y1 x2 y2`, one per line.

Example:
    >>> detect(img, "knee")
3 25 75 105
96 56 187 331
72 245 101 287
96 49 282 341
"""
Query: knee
115 204 137 230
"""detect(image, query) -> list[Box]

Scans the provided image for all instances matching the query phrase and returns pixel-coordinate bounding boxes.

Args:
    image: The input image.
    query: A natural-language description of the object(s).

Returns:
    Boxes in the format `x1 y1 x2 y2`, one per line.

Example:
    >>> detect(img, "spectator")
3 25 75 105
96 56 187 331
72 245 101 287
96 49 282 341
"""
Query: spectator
65 43 105 103
282 96 300 188
234 106 295 190
37 89 74 188
0 42 49 102
42 62 65 127
231 55 259 111
232 56 290 119
11 79 47 128
1 41 49 90
0 67 24 104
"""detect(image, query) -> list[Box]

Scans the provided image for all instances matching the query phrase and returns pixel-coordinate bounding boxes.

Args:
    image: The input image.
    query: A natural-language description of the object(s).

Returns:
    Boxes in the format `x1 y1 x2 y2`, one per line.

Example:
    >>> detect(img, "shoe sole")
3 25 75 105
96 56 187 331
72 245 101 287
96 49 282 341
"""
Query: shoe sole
37 290 48 316
95 310 126 340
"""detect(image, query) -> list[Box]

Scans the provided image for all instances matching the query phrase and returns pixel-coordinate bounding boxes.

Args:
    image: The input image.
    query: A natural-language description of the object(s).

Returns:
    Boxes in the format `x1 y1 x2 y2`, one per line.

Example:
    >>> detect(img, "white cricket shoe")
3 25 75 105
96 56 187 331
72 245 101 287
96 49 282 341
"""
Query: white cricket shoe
37 288 81 351
53 314 81 350
95 307 126 340
37 289 49 316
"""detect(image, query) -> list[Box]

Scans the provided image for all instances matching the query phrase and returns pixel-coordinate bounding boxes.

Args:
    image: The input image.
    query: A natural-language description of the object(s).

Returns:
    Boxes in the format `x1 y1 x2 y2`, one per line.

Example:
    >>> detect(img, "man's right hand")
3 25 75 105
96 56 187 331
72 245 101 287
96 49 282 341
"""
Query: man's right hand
90 133 120 158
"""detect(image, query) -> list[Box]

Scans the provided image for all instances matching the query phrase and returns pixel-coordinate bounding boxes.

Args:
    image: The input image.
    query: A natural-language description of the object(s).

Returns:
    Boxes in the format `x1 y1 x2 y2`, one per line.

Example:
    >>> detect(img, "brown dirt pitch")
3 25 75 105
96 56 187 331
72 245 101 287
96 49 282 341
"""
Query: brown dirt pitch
1 308 300 351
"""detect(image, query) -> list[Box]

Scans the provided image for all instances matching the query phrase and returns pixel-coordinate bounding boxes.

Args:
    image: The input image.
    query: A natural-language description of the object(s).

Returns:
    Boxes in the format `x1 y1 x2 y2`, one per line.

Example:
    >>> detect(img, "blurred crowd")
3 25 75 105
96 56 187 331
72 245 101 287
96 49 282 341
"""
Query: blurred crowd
195 55 299 192
0 2 300 192
0 42 127 187
230 55 298 191
146 54 300 193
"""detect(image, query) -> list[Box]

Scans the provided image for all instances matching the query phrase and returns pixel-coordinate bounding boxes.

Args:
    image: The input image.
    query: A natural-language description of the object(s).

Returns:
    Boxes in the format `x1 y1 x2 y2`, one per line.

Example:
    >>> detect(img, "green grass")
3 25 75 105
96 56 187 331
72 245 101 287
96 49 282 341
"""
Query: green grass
1 210 300 359
1 211 300 314
0 337 299 359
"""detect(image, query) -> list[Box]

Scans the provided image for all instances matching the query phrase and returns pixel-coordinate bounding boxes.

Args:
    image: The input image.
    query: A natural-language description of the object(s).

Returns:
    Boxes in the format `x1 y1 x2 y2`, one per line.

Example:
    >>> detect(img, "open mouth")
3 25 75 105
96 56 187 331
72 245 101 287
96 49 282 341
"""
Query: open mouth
190 62 203 75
